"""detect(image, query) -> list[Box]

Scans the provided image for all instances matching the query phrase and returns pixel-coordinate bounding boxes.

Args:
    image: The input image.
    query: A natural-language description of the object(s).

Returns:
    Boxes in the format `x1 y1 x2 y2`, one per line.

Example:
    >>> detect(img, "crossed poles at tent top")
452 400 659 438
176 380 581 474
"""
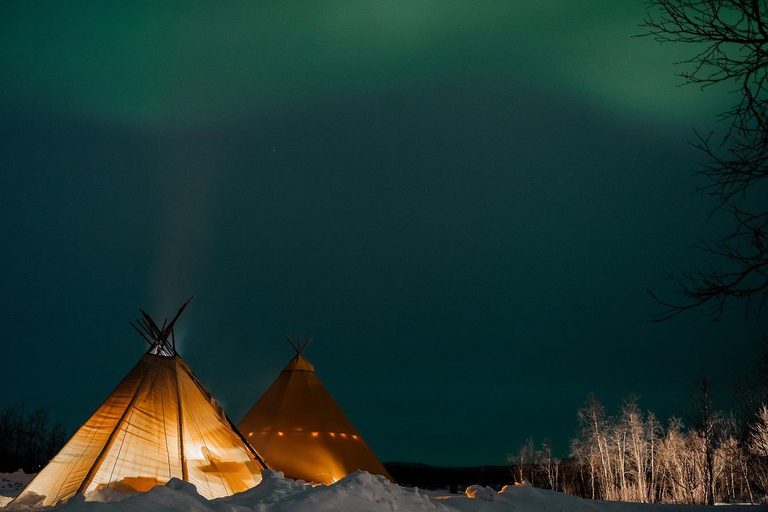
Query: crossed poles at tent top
131 296 314 359
131 296 193 357
286 334 313 357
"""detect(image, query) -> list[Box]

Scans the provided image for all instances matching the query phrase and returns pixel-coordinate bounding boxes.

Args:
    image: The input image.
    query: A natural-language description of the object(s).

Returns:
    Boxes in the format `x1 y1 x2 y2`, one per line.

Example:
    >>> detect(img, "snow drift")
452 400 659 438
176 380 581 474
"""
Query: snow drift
1 470 764 512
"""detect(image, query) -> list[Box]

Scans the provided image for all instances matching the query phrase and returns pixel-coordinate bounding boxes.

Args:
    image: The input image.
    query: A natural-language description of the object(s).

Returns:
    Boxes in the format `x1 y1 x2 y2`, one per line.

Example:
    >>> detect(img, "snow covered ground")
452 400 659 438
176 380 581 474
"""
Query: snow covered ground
0 470 764 512
0 471 34 508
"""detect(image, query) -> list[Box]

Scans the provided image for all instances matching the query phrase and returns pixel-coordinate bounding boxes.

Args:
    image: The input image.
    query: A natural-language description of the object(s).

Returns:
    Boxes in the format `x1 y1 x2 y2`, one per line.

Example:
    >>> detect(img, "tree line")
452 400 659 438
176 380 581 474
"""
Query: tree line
0 401 66 473
567 388 766 504
510 348 768 504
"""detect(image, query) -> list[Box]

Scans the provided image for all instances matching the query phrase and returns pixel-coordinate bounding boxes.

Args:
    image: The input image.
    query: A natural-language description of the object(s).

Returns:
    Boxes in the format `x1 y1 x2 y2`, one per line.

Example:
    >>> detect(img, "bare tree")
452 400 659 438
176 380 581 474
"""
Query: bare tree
717 415 754 503
646 412 662 502
611 413 629 500
537 439 558 491
749 403 768 499
687 377 718 504
751 404 768 458
564 391 763 503
657 417 702 503
518 437 535 484
576 394 611 499
642 0 768 320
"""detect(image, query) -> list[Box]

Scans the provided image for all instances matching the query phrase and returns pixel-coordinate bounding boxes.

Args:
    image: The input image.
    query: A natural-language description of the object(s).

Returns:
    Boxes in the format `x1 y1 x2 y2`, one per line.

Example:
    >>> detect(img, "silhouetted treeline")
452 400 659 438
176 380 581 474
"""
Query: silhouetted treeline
0 401 66 473
511 341 768 505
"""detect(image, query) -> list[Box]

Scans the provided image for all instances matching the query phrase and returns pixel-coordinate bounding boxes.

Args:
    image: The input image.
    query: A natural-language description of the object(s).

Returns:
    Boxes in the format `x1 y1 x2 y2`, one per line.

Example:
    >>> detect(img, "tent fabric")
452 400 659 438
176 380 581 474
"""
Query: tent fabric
238 355 392 485
14 353 266 507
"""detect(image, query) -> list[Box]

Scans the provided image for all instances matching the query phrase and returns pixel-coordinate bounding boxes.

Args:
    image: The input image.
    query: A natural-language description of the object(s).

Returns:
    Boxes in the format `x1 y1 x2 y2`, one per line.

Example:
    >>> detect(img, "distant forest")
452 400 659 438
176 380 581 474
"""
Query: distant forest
511 341 768 505
0 401 66 473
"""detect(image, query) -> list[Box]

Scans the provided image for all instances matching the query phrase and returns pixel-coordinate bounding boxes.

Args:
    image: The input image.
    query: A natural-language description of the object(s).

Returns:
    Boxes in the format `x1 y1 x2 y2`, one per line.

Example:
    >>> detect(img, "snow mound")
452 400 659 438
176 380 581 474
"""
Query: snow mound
6 470 765 512
0 472 35 499
57 478 218 512
496 483 598 511
456 482 709 512
0 471 37 508
220 470 444 512
220 470 308 506
82 477 205 505
455 482 621 512
464 485 498 502
4 470 445 512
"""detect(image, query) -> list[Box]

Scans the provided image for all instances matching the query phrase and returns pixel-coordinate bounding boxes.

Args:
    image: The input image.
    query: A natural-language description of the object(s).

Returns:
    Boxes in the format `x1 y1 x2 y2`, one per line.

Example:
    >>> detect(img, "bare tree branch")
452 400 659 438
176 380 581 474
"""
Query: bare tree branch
641 0 768 320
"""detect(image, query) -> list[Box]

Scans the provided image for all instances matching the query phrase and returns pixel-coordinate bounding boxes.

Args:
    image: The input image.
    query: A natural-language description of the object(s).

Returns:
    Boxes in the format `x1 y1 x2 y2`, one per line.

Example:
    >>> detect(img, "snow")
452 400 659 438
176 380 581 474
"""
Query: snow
1 470 764 512
0 471 35 508
442 483 764 512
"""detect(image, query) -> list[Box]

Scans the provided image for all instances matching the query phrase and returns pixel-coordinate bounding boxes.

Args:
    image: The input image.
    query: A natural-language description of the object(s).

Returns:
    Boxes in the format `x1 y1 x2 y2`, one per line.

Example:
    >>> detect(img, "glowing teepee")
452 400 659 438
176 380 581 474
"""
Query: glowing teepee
14 300 267 507
238 336 392 484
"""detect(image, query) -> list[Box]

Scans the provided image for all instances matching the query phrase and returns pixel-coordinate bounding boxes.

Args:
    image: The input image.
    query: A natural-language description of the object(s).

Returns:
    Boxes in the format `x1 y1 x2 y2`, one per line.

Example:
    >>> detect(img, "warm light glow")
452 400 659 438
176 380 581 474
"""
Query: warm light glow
249 432 253 437
187 442 206 459
235 353 394 486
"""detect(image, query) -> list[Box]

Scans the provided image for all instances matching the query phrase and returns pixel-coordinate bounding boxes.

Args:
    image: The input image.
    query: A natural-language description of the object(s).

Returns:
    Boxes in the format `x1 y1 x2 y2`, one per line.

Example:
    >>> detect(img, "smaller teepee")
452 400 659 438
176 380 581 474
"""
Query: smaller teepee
13 300 267 507
238 336 392 484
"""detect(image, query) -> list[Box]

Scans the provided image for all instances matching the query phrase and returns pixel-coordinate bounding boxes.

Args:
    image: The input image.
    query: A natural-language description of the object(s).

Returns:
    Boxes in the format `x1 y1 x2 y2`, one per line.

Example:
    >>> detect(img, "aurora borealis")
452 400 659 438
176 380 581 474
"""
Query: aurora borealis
0 1 758 466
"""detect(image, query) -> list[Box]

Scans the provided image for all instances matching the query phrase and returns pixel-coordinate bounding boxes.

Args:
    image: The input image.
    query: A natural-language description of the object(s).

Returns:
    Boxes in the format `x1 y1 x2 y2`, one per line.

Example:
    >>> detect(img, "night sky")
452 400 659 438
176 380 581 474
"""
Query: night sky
0 2 761 467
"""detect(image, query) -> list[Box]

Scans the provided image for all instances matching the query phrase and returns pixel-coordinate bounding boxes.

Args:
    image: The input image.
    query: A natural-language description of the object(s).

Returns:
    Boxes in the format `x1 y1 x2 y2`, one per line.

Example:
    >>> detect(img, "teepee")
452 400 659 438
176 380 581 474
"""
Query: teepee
238 336 392 484
13 300 267 507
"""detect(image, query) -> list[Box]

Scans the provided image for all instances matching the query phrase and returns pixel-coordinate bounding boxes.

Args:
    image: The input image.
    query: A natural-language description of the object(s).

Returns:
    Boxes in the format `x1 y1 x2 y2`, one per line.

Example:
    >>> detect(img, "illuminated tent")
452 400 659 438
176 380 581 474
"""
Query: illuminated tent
13 300 267 507
238 336 392 484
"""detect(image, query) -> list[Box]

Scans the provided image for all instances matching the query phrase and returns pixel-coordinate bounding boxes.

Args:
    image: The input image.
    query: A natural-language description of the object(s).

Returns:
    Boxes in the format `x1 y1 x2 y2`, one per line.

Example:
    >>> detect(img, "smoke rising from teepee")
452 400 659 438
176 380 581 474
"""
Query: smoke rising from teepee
150 134 224 327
